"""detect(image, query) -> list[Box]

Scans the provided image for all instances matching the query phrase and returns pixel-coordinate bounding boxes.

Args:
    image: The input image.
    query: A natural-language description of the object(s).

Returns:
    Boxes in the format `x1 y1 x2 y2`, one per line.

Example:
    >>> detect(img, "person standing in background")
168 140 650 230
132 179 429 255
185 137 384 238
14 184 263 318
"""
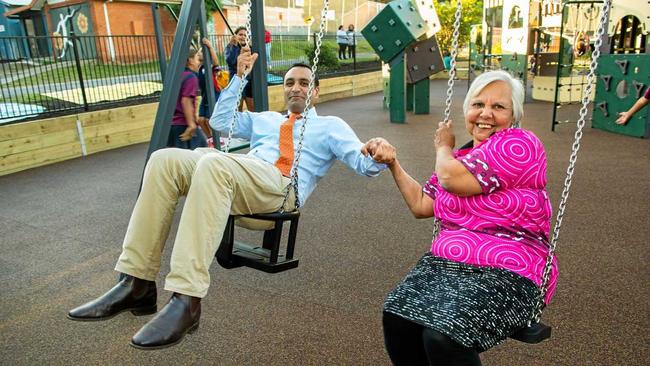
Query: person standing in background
225 26 254 111
346 24 356 60
168 48 207 149
336 25 348 60
264 29 272 68
197 37 222 147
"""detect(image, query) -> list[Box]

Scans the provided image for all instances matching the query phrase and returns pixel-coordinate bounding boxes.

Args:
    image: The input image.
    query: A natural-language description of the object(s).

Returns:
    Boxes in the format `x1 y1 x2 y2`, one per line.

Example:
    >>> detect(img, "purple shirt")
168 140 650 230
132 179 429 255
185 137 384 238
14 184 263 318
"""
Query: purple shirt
172 70 199 126
423 128 557 304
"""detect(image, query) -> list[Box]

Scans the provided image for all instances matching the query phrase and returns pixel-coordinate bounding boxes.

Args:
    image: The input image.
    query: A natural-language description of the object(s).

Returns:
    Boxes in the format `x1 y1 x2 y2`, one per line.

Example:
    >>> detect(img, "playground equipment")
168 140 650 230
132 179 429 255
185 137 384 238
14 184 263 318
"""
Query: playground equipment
472 0 648 136
591 1 650 137
470 0 531 87
548 1 602 130
432 0 616 344
361 0 445 123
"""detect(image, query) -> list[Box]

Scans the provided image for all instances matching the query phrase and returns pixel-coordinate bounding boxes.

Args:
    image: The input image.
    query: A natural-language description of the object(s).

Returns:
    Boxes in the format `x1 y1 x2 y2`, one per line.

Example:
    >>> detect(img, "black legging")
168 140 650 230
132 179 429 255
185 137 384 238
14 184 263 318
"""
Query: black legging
383 312 482 366
338 43 347 59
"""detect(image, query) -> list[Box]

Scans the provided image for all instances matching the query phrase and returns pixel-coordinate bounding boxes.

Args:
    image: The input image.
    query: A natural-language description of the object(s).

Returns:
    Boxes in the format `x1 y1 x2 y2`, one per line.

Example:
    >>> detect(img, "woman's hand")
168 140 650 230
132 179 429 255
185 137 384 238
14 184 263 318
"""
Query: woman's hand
434 120 455 150
361 137 396 166
201 37 212 49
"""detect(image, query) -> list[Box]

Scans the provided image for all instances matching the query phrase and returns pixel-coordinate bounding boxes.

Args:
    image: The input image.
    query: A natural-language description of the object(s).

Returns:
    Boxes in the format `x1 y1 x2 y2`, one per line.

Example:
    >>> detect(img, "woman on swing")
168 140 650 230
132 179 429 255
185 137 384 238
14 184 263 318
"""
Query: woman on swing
365 70 558 365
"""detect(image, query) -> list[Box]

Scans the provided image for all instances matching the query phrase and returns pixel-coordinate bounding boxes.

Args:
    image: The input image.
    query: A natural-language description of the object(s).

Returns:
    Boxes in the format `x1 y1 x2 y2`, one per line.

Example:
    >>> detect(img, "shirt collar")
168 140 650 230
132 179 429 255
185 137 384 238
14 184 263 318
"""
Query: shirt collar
284 107 317 119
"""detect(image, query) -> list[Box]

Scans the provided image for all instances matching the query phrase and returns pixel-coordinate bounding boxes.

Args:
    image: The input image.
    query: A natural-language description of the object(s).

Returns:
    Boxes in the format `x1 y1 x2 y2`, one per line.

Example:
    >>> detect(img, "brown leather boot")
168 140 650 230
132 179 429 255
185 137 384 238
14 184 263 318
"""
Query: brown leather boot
130 293 201 350
67 274 157 321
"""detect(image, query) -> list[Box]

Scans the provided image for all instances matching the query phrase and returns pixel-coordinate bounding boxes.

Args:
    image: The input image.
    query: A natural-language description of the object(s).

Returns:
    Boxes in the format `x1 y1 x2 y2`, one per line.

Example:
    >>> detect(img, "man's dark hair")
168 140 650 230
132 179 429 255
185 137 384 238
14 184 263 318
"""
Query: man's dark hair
286 62 320 87
234 26 247 35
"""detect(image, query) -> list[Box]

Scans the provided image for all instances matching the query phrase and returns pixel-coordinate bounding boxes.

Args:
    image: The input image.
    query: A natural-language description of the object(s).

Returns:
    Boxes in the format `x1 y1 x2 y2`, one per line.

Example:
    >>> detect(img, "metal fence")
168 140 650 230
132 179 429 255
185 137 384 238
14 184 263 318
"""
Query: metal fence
0 33 380 124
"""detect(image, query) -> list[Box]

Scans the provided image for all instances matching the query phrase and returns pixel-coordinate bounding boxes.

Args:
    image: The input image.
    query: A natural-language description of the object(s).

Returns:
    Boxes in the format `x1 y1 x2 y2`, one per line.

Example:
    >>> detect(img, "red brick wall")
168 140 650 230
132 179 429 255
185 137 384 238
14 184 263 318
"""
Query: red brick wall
88 0 177 63
90 0 176 36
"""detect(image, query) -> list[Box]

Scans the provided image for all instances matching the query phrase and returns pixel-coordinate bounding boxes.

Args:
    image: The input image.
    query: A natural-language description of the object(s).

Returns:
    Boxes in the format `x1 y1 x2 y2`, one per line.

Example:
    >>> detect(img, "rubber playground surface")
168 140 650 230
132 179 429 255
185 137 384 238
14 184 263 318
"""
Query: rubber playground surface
1 80 648 365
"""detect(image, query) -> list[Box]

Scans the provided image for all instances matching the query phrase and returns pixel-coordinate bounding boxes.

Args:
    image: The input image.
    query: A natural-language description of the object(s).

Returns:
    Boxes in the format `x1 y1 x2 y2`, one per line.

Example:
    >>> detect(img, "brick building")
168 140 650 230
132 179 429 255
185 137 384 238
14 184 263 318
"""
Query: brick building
3 0 177 61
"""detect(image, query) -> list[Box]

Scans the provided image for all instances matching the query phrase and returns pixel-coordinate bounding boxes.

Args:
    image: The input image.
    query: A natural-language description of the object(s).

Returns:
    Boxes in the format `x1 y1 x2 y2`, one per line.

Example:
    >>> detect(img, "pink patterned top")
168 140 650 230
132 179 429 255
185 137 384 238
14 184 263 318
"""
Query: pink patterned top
423 128 558 303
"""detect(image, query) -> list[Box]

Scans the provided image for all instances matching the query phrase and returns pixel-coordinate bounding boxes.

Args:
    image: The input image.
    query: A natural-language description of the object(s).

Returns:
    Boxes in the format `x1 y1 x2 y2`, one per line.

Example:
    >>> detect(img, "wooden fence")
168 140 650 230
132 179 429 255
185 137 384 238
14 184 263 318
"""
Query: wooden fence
1 71 383 176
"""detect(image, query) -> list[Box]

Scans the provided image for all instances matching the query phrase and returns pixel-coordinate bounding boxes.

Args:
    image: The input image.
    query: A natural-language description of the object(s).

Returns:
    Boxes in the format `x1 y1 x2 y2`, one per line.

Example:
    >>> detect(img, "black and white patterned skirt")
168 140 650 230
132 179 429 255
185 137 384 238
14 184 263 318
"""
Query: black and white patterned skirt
383 253 540 352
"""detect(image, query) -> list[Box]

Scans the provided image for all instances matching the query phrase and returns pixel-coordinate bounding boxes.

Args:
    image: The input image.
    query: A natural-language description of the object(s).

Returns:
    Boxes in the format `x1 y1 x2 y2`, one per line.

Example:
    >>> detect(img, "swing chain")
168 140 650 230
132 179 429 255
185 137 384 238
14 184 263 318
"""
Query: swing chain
225 0 254 153
431 0 462 236
531 0 612 324
442 0 462 124
278 0 330 212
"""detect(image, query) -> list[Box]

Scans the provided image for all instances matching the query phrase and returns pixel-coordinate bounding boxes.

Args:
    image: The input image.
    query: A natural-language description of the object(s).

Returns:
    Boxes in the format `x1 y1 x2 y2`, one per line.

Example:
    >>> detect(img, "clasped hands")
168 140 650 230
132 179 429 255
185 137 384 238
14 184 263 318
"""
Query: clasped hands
361 120 455 165
361 138 396 166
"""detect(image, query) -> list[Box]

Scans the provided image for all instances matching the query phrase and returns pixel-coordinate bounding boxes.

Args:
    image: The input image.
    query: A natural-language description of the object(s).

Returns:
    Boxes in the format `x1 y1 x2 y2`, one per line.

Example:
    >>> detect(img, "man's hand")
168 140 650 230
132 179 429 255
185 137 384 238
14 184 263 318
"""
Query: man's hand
237 46 258 77
361 137 396 166
615 111 630 125
179 125 196 142
434 120 455 149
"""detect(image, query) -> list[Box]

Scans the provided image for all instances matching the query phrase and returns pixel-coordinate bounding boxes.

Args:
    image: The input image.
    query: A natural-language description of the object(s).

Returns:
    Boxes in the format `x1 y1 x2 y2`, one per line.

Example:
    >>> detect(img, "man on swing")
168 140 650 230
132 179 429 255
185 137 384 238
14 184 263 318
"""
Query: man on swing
67 46 396 349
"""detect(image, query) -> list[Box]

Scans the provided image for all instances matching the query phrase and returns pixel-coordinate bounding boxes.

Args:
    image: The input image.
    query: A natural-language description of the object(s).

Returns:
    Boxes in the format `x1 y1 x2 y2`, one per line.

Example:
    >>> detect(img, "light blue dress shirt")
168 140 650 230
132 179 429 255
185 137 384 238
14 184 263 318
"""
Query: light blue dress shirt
209 75 387 204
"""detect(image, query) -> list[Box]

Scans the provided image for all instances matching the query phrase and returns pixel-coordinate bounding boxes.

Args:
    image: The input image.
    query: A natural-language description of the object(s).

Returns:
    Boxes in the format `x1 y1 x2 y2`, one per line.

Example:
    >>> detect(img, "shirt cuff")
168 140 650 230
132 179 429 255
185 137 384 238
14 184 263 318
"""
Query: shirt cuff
364 156 387 176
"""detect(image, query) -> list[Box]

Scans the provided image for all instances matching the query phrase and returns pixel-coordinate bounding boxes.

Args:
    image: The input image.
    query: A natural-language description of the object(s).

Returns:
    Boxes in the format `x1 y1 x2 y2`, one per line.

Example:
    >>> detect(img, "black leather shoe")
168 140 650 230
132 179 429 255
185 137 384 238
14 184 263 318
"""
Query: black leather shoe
67 274 157 321
130 293 201 350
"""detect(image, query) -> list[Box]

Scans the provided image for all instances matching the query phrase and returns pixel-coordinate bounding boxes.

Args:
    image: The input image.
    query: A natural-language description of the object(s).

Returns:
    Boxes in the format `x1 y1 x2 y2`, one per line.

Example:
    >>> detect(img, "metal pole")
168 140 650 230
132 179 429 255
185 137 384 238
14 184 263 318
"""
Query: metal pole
199 2 216 111
68 11 88 111
353 33 356 72
211 0 235 35
198 0 219 142
467 37 472 90
145 0 202 161
152 3 167 81
389 53 406 123
250 0 269 111
551 3 568 132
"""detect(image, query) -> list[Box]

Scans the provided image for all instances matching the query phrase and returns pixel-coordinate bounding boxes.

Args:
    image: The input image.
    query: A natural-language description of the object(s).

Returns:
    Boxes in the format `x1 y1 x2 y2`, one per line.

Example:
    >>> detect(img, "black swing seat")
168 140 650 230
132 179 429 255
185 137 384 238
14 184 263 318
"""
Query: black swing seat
509 322 552 344
216 210 300 273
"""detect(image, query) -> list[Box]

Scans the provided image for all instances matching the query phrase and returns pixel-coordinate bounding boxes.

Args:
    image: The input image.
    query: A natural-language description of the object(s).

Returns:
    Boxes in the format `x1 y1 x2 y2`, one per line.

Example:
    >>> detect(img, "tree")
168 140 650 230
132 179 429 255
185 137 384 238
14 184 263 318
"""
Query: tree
168 0 223 21
434 0 483 53
205 0 223 20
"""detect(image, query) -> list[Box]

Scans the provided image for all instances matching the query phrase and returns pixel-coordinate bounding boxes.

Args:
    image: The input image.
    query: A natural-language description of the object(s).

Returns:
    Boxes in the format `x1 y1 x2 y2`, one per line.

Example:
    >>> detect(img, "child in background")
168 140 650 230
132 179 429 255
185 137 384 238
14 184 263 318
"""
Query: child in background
197 37 225 147
168 48 207 149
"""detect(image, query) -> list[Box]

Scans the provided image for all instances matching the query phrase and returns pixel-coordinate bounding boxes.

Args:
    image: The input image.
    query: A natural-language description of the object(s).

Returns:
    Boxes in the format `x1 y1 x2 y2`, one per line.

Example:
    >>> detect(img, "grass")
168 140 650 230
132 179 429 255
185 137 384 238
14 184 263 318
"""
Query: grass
6 60 161 88
0 92 69 105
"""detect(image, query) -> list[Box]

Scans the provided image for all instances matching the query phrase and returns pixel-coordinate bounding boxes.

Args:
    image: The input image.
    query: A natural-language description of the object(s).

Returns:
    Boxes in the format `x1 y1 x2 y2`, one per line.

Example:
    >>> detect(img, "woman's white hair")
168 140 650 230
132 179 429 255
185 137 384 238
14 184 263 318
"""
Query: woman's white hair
462 70 525 127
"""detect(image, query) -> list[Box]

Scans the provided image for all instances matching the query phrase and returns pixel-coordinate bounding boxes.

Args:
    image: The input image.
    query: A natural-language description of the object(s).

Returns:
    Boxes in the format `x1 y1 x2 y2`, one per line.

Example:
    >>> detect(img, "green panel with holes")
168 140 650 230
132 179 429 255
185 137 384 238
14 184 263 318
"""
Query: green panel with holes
413 77 429 114
383 70 390 110
361 0 427 63
592 54 650 138
500 53 527 80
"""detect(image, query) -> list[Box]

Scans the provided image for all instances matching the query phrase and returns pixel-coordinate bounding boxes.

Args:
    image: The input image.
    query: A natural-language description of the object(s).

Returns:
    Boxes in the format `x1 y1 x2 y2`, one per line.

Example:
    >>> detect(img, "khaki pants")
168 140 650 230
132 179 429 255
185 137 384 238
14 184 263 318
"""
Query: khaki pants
115 148 295 298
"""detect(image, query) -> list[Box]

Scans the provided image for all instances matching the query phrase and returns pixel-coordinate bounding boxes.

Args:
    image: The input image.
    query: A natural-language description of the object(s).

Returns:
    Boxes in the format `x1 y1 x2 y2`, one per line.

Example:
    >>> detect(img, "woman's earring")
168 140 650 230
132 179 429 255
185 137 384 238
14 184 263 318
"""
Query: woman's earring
512 121 521 129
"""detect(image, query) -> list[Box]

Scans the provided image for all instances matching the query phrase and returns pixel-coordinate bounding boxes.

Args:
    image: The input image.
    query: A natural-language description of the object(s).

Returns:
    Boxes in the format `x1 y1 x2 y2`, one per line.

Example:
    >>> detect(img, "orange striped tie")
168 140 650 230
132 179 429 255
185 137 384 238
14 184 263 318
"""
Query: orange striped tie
274 113 300 176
